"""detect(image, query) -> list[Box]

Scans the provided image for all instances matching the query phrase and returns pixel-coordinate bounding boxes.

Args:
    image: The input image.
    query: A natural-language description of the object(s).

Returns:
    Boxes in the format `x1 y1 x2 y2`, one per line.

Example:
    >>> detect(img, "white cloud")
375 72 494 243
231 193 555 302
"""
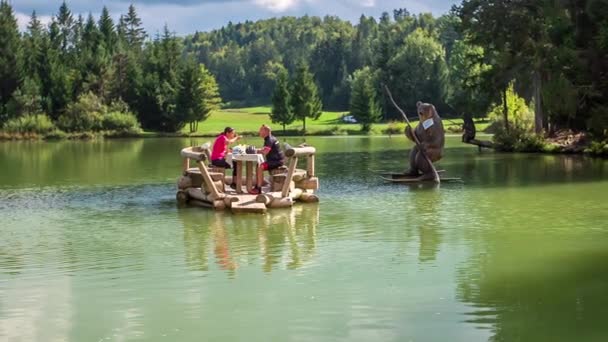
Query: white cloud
15 11 52 32
253 0 299 12
251 0 379 12
358 0 376 7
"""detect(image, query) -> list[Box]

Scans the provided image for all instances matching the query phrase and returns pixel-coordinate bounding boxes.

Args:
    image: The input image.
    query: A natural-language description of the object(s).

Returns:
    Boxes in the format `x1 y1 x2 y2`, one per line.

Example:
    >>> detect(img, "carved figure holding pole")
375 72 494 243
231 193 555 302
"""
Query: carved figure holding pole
384 86 444 183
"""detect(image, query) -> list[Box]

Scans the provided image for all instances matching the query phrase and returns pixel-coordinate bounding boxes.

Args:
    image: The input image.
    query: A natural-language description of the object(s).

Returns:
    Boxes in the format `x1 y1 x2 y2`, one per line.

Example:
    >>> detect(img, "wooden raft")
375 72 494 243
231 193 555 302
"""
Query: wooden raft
176 145 319 214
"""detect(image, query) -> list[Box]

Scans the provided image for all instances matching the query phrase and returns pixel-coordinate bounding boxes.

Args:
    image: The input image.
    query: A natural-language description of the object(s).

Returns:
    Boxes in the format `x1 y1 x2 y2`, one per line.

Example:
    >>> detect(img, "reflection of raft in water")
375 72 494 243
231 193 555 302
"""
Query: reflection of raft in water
176 145 319 214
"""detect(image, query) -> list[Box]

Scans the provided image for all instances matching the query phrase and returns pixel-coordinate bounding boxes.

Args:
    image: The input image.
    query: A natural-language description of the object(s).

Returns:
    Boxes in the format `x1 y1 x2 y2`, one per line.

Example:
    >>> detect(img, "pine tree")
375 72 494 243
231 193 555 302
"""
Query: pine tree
98 6 116 54
0 0 22 121
373 12 393 119
175 58 199 133
55 1 74 55
290 62 322 133
176 59 222 133
47 57 73 119
197 64 221 132
161 25 180 82
124 5 146 50
116 51 143 112
116 15 126 46
81 13 100 52
350 67 381 132
72 14 84 54
270 69 294 134
136 31 182 131
23 11 44 87
76 13 109 101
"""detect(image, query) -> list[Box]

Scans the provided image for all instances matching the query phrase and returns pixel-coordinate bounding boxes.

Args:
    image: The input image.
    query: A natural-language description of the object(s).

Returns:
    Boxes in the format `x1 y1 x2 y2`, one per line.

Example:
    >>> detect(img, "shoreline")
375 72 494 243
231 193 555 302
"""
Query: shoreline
1 130 605 157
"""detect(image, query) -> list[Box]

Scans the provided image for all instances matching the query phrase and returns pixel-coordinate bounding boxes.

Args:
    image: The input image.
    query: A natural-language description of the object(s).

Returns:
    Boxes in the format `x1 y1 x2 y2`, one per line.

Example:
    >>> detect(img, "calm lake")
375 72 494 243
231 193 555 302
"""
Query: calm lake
1 135 607 341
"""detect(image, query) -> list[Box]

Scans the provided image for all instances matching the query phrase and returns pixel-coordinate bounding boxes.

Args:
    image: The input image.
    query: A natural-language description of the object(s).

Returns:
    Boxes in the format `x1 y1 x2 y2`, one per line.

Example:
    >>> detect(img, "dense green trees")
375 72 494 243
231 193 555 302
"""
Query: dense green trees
386 28 448 115
0 0 22 121
457 0 608 138
0 2 221 135
181 5 605 140
184 11 465 119
0 0 605 140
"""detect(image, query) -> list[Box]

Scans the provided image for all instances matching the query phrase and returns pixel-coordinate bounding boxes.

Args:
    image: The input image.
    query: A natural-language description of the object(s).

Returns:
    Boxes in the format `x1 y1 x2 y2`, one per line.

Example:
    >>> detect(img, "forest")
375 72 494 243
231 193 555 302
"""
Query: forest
0 1 606 152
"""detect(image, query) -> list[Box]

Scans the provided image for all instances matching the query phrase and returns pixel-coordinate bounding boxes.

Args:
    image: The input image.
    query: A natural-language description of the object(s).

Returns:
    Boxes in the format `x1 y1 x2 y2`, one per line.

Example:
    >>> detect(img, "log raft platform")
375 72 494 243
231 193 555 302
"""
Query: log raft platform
176 145 319 214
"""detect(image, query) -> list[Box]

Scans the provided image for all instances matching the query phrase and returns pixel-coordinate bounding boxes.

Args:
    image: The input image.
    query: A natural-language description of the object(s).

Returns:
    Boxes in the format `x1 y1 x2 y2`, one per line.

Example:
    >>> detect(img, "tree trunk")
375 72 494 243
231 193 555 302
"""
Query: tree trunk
282 123 286 135
533 69 544 134
302 117 306 134
502 88 509 132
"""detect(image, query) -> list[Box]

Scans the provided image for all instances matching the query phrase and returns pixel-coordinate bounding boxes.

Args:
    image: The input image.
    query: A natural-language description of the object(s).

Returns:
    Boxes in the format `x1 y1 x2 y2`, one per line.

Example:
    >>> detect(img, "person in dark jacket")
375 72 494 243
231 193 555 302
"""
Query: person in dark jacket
249 124 284 194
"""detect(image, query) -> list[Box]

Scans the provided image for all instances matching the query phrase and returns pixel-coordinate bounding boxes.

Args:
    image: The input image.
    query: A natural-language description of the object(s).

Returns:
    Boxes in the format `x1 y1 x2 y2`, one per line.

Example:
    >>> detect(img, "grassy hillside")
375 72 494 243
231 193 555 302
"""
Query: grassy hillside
180 106 491 136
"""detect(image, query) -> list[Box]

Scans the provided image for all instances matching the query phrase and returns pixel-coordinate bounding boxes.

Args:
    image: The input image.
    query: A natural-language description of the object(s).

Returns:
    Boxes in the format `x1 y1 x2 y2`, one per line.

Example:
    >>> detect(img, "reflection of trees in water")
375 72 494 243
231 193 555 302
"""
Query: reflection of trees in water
458 152 606 187
178 204 319 276
456 233 608 341
0 139 146 186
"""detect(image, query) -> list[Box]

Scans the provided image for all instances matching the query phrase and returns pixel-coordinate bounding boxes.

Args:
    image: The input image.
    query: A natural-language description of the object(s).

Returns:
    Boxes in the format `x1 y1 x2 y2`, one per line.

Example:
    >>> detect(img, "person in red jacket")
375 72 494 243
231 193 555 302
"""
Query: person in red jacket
211 127 240 188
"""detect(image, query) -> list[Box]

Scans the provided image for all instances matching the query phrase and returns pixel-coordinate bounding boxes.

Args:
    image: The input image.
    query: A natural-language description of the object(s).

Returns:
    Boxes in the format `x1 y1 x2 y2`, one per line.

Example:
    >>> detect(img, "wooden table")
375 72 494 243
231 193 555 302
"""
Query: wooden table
227 153 265 193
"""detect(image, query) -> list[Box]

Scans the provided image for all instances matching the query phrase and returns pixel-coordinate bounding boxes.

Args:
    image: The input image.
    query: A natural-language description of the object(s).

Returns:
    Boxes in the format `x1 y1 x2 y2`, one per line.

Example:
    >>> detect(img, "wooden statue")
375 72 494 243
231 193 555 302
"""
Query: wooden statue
404 101 445 180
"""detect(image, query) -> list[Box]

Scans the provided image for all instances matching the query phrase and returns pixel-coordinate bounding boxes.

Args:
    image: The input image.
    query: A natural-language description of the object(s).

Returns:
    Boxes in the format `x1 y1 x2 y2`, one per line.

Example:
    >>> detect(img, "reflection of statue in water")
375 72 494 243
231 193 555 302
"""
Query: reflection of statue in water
412 188 443 263
177 204 319 276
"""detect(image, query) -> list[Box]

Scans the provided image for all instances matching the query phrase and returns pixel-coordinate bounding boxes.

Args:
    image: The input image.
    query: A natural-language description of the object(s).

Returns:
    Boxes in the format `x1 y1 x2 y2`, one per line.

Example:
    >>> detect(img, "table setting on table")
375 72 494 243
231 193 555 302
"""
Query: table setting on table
226 145 265 193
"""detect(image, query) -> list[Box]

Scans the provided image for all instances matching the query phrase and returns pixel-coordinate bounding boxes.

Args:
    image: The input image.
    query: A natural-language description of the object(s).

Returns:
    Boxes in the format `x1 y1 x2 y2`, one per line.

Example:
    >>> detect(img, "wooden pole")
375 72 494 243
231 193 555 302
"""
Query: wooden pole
281 157 298 198
235 160 243 194
197 162 223 200
284 146 316 157
246 161 253 193
307 154 315 177
383 85 440 184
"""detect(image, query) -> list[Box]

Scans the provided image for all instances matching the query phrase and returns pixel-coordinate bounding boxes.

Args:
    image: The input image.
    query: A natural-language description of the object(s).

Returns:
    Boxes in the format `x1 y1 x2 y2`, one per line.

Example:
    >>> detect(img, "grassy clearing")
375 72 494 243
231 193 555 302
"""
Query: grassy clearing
2 106 490 139
181 106 491 136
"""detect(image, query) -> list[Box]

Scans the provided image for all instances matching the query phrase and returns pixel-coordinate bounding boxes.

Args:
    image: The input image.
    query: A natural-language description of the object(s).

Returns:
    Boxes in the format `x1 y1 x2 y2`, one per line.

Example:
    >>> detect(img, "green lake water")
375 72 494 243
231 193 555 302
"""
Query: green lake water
1 136 607 341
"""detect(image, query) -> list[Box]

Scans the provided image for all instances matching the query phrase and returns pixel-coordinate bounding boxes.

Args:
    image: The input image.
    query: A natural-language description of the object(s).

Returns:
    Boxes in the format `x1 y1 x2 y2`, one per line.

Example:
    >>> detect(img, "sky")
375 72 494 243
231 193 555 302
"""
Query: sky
11 0 460 35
